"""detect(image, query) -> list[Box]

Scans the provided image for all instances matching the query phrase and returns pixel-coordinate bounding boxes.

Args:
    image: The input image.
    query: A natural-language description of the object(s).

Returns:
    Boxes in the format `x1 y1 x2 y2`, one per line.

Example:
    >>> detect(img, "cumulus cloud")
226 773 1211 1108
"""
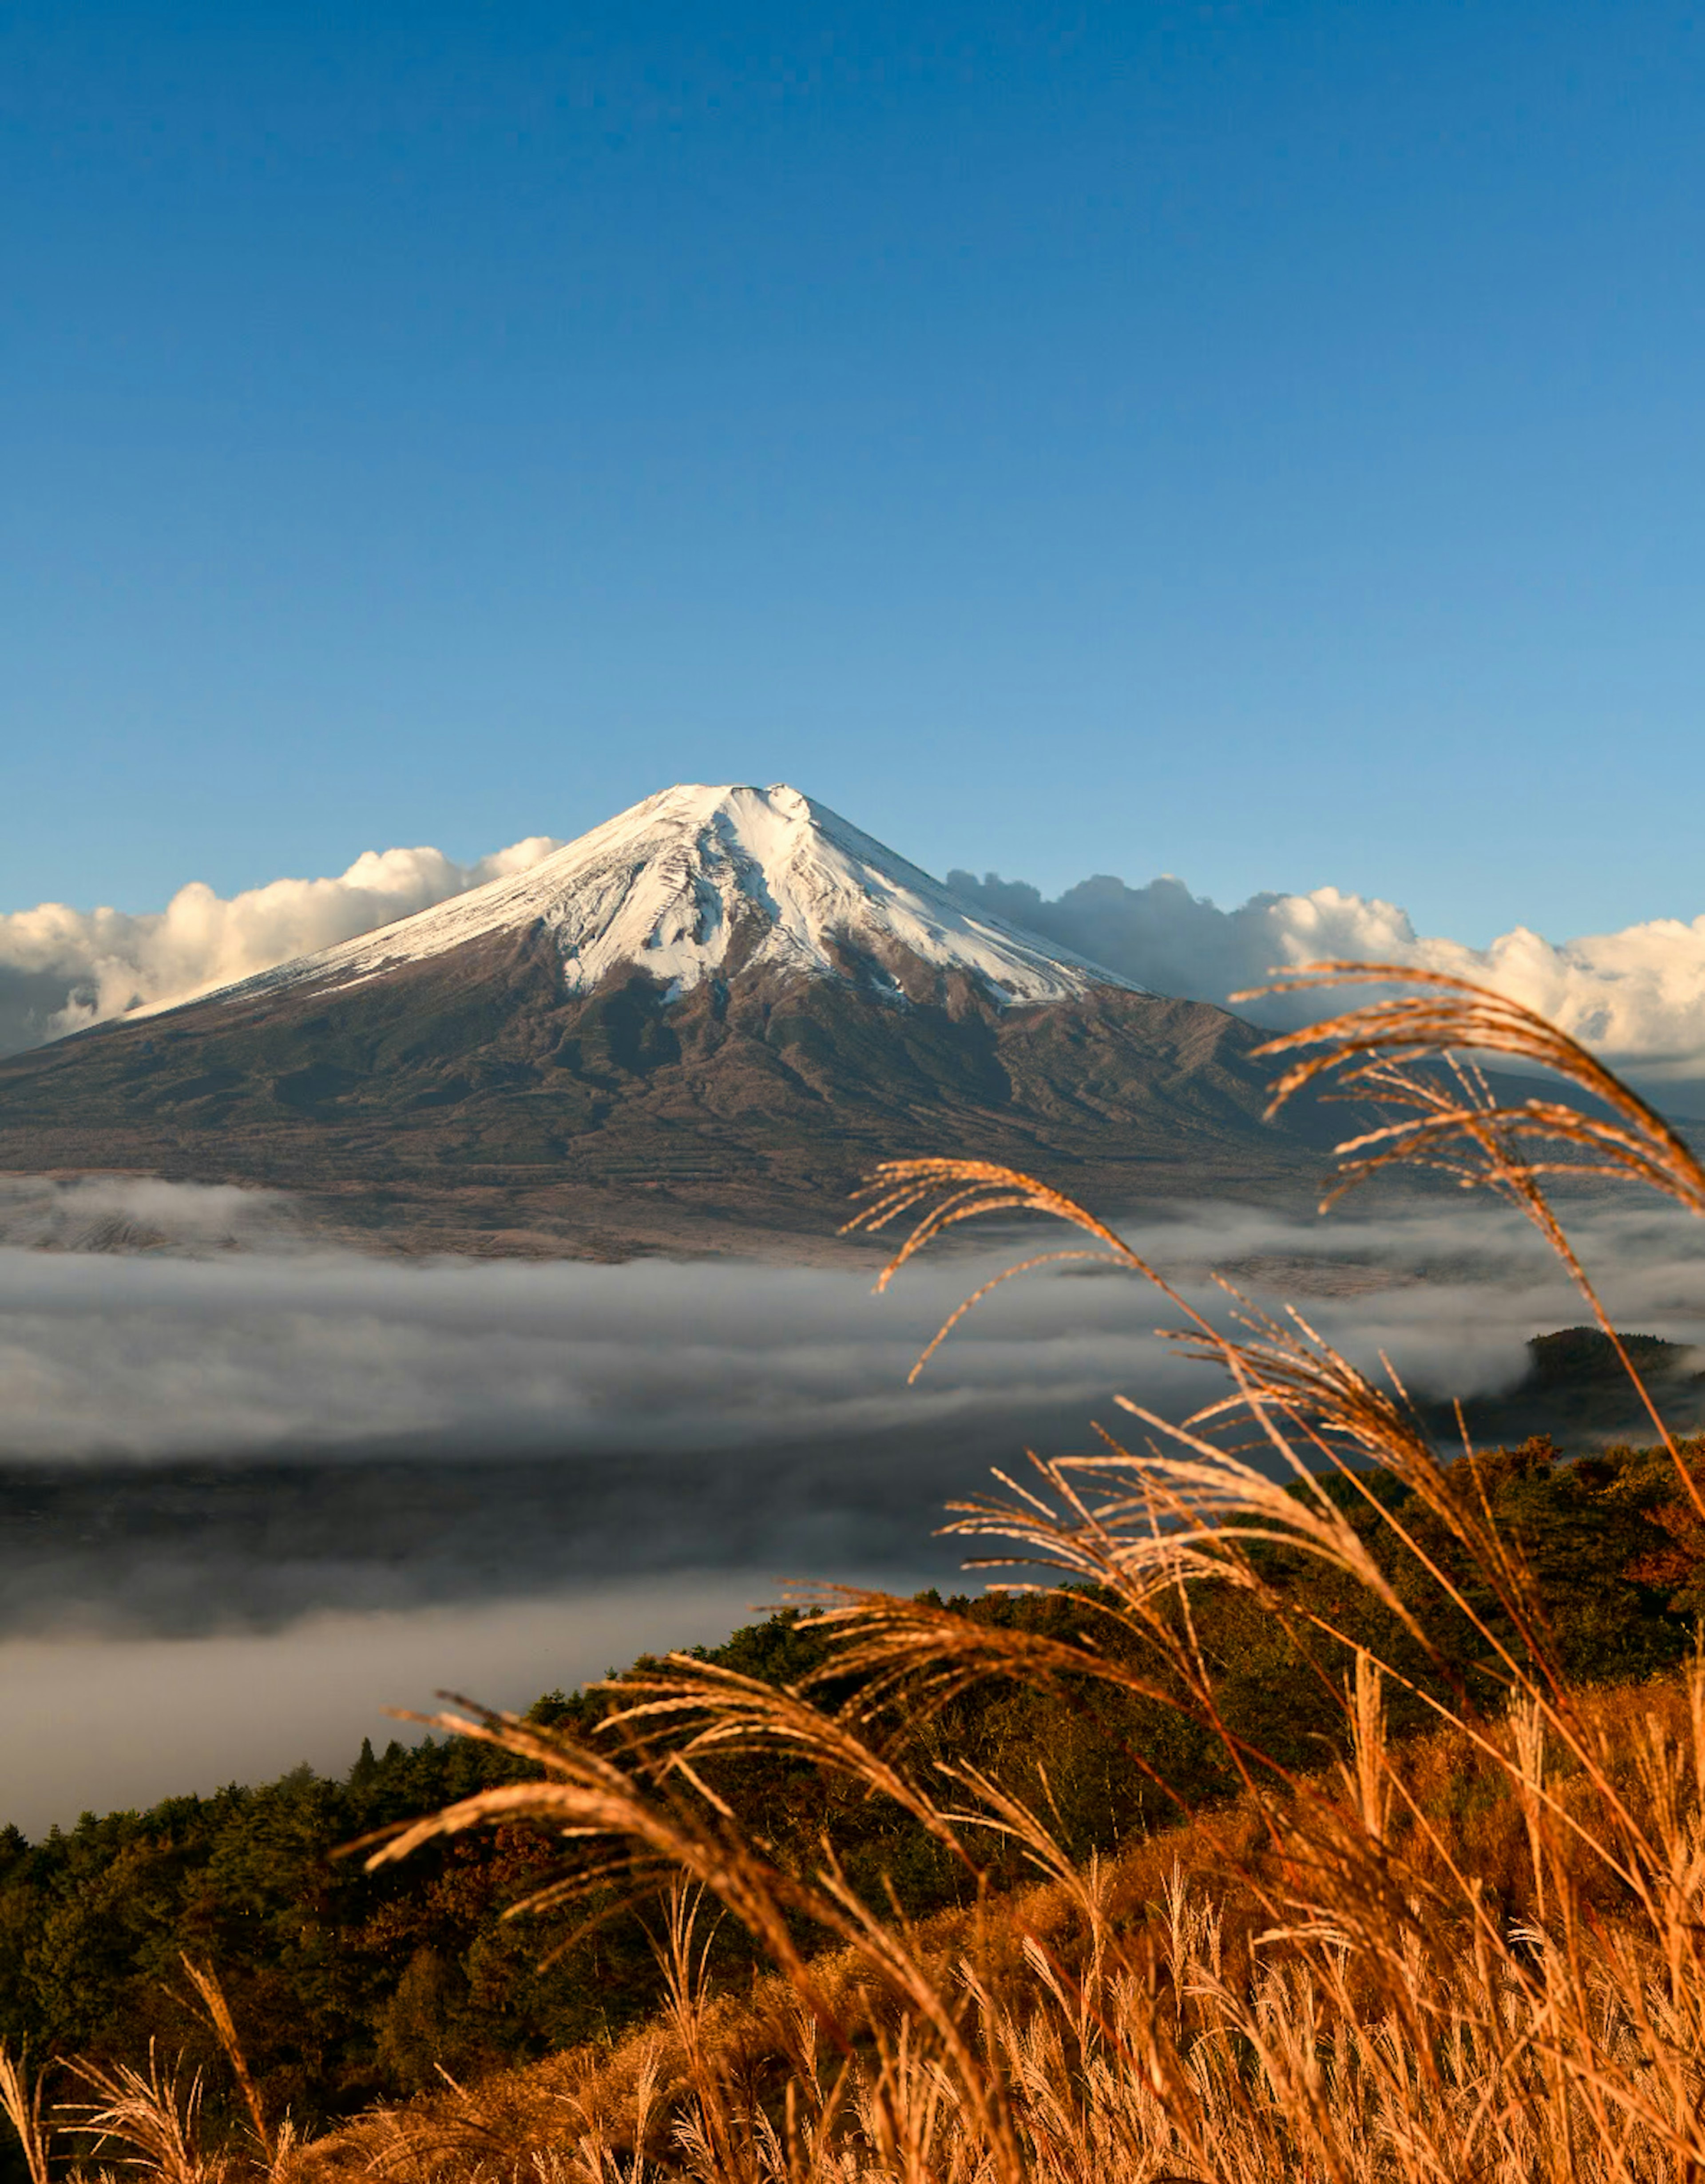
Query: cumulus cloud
0 834 564 1056
950 871 1705 1093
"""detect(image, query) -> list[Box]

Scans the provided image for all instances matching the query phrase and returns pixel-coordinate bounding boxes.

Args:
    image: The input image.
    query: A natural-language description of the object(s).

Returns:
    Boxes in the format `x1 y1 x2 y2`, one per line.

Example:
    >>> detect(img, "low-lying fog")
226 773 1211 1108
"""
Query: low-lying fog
1 1175 1700 1835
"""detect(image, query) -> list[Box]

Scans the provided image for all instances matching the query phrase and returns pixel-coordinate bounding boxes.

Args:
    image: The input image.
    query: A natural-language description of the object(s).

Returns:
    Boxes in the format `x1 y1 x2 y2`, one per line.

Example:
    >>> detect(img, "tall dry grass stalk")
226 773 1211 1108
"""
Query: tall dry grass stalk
0 2048 52 2184
8 965 1705 2182
0 1961 300 2184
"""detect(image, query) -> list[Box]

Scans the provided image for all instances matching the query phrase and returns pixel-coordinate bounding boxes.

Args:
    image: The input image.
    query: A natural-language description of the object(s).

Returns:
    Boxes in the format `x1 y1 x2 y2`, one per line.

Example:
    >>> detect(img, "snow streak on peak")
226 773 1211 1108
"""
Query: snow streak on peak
206 784 1141 1012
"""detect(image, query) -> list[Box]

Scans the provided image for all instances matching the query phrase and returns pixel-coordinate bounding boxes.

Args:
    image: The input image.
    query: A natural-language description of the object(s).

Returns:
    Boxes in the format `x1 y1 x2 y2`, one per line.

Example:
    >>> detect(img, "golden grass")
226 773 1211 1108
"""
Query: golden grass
7 963 1705 2181
275 1667 1704 2183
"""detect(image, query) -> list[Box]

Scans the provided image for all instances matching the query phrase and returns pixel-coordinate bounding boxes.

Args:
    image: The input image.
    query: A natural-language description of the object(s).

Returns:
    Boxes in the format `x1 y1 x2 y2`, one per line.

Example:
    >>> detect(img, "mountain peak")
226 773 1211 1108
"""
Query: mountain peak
205 781 1141 1015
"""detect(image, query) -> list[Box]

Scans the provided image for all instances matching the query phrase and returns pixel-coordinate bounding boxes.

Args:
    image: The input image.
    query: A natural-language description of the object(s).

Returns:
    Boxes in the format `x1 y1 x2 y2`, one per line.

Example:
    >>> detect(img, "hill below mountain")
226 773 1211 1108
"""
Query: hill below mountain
1425 1326 1705 1448
0 785 1345 1255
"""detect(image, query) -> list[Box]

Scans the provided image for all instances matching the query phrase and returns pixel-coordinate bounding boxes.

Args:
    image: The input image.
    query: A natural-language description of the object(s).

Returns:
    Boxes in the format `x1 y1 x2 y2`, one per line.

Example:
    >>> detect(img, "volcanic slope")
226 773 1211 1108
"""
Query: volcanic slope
0 785 1343 1255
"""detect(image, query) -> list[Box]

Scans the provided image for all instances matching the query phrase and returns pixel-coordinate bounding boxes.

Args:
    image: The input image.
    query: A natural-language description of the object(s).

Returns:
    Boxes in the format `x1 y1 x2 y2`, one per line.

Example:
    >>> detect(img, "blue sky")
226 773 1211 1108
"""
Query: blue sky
4 0 1701 943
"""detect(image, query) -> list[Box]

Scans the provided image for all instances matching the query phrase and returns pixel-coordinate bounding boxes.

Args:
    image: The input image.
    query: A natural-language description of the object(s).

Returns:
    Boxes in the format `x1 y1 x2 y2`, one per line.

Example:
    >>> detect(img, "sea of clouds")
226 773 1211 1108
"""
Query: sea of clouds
4 1177 1700 1831
5 834 1705 1093
3 1175 1701 1469
0 1579 800 1838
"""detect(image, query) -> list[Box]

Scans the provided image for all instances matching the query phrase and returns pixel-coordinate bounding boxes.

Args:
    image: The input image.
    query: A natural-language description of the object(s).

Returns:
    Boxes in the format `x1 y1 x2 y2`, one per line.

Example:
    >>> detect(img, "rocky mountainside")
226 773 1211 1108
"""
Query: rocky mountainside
0 785 1345 1255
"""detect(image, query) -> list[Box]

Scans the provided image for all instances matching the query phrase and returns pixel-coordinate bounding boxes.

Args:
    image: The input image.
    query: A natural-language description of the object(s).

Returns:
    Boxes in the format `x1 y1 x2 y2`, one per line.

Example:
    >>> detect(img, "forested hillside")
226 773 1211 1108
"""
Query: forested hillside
4 1429 1701 2145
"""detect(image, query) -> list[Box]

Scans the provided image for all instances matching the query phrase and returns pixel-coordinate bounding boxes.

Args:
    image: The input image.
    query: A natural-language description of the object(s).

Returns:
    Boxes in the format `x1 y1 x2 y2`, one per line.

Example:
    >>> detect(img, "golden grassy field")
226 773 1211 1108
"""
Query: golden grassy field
7 962 1705 2182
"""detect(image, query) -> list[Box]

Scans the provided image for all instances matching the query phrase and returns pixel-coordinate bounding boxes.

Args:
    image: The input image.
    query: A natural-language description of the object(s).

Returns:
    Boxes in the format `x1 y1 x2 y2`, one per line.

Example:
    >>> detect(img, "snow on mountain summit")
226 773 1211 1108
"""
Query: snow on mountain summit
210 783 1142 1013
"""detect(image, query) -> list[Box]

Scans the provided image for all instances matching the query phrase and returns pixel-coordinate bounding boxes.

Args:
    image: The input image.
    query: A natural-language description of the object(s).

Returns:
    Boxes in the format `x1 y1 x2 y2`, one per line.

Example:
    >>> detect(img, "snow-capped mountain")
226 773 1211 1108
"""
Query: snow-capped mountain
203 782 1139 1016
0 784 1334 1255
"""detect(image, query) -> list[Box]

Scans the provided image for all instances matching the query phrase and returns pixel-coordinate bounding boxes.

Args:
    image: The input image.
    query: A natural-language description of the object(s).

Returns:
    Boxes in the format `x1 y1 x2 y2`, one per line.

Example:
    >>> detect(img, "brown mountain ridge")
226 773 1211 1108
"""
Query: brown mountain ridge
0 786 1348 1257
0 930 1345 1257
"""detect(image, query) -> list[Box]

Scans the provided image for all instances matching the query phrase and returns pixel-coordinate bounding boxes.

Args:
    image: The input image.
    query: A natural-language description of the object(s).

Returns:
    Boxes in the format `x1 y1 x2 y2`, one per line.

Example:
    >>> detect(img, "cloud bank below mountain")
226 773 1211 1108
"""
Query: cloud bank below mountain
3 1177 1700 1470
4 834 1705 1092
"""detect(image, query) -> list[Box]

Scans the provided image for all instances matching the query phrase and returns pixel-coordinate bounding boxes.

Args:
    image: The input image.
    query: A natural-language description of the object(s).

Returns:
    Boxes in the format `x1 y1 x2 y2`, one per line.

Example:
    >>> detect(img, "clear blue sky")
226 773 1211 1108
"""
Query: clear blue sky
4 1 1701 943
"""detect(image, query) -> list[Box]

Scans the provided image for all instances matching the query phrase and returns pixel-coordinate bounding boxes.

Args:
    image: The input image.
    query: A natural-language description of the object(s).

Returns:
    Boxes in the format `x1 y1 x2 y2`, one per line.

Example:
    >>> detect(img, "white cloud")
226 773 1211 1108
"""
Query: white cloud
0 834 564 1056
949 871 1705 1092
